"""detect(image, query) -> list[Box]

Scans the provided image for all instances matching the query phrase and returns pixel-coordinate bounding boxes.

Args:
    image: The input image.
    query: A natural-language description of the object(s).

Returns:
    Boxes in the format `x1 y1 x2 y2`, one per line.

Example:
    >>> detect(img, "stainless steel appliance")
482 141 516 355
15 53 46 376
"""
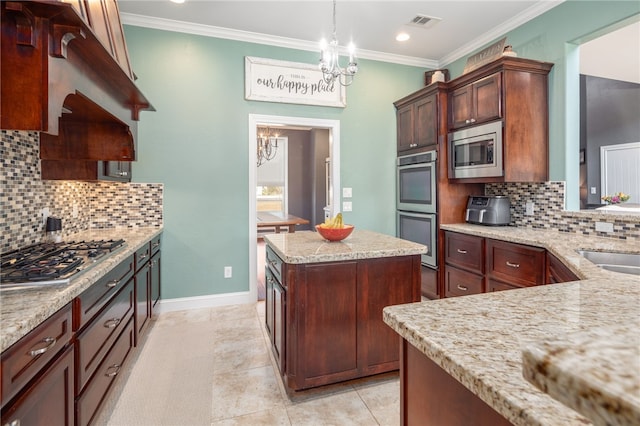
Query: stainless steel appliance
397 210 436 268
0 239 126 291
397 150 437 213
449 120 503 179
465 195 511 225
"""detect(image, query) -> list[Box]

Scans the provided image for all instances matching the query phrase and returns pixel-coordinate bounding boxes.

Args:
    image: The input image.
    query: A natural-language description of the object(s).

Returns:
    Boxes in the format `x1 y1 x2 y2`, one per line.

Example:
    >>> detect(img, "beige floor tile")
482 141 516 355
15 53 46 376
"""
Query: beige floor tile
354 378 400 426
211 365 284 421
285 390 378 426
212 336 271 373
211 406 291 426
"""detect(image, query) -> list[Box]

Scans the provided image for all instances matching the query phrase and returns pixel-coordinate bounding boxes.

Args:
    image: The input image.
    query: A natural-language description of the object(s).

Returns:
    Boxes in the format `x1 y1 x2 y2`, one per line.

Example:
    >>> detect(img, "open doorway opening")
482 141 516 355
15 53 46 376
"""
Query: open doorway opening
248 115 341 301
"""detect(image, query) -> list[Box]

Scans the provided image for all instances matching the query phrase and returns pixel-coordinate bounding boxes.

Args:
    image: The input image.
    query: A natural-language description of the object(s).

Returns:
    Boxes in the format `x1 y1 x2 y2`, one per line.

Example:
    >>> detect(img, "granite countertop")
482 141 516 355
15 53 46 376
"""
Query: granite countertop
384 224 640 426
0 227 163 352
263 229 427 264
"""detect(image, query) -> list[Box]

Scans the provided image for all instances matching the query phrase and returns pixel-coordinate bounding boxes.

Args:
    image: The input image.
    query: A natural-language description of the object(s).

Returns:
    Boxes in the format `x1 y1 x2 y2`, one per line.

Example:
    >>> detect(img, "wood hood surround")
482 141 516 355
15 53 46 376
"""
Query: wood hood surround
1 0 154 172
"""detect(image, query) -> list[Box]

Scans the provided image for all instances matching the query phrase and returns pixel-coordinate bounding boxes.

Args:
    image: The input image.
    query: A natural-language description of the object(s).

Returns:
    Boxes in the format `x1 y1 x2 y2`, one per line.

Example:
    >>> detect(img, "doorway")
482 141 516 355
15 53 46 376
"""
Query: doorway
248 115 341 301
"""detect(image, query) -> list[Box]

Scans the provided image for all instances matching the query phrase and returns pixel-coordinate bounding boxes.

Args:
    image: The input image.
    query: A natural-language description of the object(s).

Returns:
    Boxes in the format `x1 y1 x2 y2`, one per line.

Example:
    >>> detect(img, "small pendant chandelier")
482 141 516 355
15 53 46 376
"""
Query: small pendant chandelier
257 127 280 167
319 0 358 86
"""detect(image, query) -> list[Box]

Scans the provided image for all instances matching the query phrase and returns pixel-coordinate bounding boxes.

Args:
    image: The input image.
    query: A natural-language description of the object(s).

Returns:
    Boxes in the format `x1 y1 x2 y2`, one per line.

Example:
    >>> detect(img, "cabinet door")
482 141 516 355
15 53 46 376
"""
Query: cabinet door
415 93 438 148
297 262 358 389
449 85 474 129
444 266 484 297
273 281 286 374
486 239 545 287
150 252 161 311
264 267 275 341
421 265 439 299
359 256 420 375
487 278 522 292
396 103 415 152
1 345 74 426
547 253 579 284
473 73 501 124
135 265 150 343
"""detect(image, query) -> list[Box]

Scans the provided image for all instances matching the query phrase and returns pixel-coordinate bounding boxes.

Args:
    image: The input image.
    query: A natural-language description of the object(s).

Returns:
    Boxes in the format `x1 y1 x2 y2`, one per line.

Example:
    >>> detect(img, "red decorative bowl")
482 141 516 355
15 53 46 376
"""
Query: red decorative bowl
315 224 354 242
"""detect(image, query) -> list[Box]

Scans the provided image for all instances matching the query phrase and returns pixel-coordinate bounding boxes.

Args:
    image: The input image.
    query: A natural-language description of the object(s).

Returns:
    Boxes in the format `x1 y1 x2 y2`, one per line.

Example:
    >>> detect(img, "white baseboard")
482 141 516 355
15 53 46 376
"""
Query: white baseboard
155 291 255 314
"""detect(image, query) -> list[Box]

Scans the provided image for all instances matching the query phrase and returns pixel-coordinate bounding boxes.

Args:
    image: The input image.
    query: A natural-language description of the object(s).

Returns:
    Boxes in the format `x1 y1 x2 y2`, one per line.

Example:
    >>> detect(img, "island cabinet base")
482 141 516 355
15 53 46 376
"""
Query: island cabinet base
400 339 513 426
278 255 421 392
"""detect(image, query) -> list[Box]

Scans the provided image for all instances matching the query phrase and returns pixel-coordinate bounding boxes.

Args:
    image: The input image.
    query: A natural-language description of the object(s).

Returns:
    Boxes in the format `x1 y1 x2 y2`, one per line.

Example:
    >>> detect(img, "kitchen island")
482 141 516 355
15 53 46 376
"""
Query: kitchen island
263 229 426 392
383 224 639 425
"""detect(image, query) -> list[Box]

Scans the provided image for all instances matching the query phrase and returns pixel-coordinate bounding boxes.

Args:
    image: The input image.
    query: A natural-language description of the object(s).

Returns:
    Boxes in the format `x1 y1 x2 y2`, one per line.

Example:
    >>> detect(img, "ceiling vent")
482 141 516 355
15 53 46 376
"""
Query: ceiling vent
407 14 442 29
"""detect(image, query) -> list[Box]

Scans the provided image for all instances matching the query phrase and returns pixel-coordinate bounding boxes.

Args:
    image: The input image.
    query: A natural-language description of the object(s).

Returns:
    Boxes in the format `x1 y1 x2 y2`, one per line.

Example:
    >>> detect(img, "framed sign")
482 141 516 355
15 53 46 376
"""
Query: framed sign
245 56 346 108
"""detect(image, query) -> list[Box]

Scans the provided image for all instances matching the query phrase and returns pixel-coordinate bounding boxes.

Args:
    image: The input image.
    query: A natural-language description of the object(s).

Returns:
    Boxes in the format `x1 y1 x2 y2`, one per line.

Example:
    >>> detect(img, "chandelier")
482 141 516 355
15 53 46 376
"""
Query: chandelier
319 0 358 86
257 127 280 167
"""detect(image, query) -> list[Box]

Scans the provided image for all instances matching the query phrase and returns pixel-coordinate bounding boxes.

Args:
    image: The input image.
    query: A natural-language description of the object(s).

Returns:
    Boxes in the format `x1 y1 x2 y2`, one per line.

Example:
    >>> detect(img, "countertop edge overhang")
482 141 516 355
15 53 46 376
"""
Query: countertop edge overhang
263 229 427 264
0 227 163 352
383 224 640 426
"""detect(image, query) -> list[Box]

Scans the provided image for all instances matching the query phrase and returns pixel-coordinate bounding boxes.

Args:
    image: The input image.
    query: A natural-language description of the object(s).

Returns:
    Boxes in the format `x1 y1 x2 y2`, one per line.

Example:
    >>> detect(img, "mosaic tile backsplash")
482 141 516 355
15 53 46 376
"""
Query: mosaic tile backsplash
1 130 163 253
486 182 640 240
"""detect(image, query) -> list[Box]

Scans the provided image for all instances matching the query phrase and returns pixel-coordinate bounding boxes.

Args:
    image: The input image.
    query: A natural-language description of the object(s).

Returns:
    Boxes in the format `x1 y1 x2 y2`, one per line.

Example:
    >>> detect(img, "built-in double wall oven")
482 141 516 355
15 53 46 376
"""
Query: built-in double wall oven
396 150 437 268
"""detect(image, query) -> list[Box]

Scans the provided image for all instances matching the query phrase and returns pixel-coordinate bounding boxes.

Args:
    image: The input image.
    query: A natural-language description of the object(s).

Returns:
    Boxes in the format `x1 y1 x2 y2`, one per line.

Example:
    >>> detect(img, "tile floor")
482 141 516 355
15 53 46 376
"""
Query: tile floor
99 302 400 426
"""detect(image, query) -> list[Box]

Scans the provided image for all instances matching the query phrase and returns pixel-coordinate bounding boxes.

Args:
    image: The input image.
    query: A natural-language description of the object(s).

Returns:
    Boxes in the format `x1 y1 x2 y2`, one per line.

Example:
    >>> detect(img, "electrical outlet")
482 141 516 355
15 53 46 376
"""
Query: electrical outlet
525 202 535 216
72 203 79 218
595 222 614 233
590 187 597 195
342 187 352 198
224 266 232 278
342 201 352 212
41 207 50 225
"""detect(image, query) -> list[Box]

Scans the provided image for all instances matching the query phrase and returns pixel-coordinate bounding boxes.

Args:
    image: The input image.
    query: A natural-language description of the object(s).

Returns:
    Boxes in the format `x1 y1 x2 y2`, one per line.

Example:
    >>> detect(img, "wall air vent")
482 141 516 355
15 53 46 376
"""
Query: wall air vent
407 14 442 29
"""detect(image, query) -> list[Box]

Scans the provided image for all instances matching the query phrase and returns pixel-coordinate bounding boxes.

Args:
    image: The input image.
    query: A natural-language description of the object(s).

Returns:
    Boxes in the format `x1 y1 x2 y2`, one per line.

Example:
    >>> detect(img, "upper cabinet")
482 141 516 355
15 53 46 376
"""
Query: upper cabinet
1 0 154 180
448 73 501 130
394 84 442 154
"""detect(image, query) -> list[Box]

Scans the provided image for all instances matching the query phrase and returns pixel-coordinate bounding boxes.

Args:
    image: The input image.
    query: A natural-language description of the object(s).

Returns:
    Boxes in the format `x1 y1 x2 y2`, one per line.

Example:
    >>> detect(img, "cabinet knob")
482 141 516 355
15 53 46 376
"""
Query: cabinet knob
118 171 128 177
103 318 121 329
105 364 121 378
106 279 120 288
409 143 418 148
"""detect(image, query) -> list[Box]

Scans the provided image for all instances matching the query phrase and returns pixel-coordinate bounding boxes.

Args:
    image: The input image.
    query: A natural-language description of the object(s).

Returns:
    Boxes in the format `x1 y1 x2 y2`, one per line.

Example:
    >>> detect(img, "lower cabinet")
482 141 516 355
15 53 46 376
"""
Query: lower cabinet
443 231 577 298
265 245 421 391
1 345 75 426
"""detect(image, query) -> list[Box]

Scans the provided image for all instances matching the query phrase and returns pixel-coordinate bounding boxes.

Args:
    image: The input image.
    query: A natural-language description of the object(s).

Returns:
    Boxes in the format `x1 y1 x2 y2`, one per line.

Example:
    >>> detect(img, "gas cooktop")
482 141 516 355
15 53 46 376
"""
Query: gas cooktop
0 239 126 291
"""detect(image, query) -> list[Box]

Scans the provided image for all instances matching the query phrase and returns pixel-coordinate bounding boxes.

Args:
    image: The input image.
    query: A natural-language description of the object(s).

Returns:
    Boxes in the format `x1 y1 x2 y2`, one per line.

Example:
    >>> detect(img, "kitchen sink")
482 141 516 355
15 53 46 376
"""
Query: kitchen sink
577 250 640 276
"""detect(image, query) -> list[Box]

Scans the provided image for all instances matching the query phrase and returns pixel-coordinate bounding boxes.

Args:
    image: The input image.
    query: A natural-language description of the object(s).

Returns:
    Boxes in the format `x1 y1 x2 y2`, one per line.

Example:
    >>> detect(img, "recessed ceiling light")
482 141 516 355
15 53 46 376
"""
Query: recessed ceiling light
170 0 185 4
396 32 410 42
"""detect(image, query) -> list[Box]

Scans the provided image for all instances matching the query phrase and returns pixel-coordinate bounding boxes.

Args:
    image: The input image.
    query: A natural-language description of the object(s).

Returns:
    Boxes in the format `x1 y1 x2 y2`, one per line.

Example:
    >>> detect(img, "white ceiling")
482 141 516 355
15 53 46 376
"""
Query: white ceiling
119 0 564 68
580 22 640 84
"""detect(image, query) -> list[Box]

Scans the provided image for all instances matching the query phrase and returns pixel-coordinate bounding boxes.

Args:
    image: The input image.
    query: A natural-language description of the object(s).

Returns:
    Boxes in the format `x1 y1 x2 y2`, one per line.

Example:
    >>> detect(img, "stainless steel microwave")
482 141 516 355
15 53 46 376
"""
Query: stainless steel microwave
449 120 503 179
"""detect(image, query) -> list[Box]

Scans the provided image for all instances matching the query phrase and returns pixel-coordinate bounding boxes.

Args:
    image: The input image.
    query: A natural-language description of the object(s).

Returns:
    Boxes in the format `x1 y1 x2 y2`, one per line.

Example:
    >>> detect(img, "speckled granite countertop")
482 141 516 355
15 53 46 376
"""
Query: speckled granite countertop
263 229 427 264
0 227 163 352
384 224 640 426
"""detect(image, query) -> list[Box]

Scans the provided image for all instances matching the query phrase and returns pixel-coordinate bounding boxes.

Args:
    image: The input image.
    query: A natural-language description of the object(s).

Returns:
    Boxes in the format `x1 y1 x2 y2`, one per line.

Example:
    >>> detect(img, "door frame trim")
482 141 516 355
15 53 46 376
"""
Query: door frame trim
248 114 341 301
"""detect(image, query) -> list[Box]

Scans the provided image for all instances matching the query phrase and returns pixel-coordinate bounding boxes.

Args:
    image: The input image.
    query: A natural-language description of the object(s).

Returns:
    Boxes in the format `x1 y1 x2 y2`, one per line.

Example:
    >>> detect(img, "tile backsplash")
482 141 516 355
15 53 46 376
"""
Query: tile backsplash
1 130 163 253
487 181 640 240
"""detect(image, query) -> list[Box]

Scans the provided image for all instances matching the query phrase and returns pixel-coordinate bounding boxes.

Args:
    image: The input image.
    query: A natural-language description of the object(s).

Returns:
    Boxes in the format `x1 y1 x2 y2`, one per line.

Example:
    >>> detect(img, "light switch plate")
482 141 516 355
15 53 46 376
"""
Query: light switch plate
525 202 535 216
595 222 614 233
342 187 352 198
342 201 352 212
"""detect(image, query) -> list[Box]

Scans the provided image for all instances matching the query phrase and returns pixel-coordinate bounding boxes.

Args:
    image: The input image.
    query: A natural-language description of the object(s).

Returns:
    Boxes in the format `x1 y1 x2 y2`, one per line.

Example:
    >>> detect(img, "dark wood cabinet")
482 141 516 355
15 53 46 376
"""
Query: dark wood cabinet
443 231 570 297
1 345 75 426
421 265 439 299
547 252 579 284
41 160 132 182
134 242 151 342
265 246 421 391
395 90 439 153
449 73 501 130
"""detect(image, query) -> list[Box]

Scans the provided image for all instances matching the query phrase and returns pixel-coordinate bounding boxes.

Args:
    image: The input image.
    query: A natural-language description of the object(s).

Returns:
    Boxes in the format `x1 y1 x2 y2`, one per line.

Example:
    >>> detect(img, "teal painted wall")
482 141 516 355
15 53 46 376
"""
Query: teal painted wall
124 26 425 299
443 1 639 210
125 1 639 299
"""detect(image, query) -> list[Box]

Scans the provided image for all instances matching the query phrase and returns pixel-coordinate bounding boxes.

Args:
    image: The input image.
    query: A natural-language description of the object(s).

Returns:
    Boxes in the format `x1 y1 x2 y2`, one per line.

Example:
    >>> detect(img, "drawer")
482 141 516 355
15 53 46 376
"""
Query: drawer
444 232 484 274
444 266 483 297
135 243 151 271
487 279 524 293
76 279 134 393
486 239 545 287
74 255 134 330
266 245 284 284
1 303 73 407
150 235 161 255
76 318 135 426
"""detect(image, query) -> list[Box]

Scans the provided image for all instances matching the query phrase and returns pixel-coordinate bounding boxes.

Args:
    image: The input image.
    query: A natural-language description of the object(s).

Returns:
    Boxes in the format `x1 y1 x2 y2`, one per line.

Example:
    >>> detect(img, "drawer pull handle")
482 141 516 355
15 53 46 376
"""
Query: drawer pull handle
152 242 161 248
506 261 520 268
29 337 57 357
4 419 20 426
138 253 148 260
269 259 278 266
456 284 468 291
105 364 121 378
104 318 121 329
106 279 119 288
456 249 467 254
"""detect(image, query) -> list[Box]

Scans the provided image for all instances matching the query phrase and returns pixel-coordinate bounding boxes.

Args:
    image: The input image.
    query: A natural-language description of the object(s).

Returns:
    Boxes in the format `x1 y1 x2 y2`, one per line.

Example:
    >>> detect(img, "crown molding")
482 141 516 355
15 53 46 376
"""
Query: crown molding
438 0 565 67
121 13 437 69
